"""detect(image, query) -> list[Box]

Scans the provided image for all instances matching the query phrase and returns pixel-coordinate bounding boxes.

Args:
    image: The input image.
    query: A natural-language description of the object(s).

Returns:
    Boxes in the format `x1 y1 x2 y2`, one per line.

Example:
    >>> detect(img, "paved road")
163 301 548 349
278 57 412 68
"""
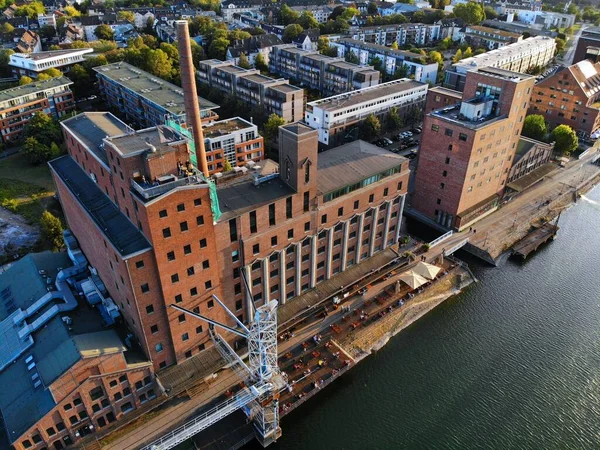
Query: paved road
561 25 587 66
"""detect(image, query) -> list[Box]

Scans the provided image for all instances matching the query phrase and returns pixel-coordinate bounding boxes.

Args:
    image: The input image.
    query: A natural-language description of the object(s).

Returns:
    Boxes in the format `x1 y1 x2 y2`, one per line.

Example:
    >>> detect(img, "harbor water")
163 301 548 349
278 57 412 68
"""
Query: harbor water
247 185 600 450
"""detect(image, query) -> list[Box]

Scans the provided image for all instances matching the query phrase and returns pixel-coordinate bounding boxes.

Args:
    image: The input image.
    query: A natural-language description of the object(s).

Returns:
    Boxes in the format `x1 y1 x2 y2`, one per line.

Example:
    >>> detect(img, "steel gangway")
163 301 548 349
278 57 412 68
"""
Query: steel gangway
141 384 269 450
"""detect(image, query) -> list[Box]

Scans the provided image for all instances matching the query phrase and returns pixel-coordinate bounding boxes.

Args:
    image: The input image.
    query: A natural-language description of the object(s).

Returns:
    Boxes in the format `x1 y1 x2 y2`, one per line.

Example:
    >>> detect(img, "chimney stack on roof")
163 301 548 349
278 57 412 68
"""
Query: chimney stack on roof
175 20 209 177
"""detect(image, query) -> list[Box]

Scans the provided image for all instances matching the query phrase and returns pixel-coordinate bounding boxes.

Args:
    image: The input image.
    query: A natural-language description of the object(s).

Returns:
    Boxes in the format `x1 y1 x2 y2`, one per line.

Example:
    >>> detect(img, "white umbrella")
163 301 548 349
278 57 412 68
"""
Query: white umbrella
413 261 441 280
398 270 428 289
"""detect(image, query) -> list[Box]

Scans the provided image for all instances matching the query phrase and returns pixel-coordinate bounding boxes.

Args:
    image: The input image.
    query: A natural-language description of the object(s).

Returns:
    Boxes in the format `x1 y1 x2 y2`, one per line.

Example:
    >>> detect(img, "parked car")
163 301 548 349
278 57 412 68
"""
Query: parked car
382 137 393 146
411 126 422 134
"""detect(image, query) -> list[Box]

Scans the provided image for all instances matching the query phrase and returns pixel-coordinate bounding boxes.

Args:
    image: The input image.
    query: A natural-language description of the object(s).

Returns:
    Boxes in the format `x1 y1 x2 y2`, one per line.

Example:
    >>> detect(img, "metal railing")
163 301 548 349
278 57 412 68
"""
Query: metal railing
429 230 453 247
131 175 204 200
140 386 267 450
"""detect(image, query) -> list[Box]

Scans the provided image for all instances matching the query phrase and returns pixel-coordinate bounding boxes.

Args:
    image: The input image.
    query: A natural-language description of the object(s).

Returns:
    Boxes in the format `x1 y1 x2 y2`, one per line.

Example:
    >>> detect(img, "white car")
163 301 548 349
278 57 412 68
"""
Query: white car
382 137 393 145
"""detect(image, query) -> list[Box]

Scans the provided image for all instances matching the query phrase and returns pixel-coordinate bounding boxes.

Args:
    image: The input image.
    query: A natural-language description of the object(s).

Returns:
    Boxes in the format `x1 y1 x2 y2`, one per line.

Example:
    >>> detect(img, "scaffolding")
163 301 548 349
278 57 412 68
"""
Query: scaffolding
165 118 222 222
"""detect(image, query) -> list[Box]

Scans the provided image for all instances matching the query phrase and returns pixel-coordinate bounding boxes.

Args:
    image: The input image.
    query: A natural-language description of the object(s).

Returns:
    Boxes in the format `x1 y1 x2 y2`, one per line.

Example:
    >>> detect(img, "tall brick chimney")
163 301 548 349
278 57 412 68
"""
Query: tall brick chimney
176 20 209 177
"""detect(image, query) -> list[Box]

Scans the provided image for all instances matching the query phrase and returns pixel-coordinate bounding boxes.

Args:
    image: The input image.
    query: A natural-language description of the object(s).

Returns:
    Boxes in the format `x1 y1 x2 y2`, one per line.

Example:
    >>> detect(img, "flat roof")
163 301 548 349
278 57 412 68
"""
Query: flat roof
339 38 428 62
203 117 255 139
269 83 303 93
216 163 294 221
317 140 407 195
9 48 93 61
93 62 219 116
430 103 508 130
73 330 127 358
0 76 72 103
429 86 463 99
50 156 152 257
105 125 187 157
61 112 130 166
308 78 425 112
466 25 522 39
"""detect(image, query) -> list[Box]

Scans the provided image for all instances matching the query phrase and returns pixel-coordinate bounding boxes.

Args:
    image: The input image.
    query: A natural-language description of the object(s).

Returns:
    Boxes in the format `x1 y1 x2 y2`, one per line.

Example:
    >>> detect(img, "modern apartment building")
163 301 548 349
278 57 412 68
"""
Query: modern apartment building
0 76 75 144
94 62 220 129
51 113 409 373
0 251 159 450
444 36 555 91
413 67 536 229
269 44 380 96
331 38 439 84
305 78 427 146
529 60 600 138
197 59 304 123
202 117 265 174
9 48 94 78
462 25 522 50
346 23 441 47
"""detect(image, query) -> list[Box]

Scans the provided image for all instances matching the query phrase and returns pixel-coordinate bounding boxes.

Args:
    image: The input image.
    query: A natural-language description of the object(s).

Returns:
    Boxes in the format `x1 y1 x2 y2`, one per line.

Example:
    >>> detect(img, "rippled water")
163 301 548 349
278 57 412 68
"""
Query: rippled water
253 185 600 450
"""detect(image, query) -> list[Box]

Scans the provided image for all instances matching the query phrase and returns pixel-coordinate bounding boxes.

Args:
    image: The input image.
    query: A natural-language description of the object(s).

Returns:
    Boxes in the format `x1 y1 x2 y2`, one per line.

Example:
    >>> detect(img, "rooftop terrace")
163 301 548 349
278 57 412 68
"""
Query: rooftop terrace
430 102 507 130
94 62 218 116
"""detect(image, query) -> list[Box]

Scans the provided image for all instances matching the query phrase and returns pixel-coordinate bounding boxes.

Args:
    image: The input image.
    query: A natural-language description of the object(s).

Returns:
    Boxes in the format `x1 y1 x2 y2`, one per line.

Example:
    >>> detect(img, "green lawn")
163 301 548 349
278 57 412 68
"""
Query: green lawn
0 152 58 225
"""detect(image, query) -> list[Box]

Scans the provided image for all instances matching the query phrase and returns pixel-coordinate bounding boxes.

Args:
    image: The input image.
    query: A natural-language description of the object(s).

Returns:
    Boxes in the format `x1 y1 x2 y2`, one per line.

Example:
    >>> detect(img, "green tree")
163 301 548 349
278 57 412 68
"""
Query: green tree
40 211 64 251
0 22 14 34
371 56 383 72
42 67 63 78
146 49 172 79
222 159 233 172
22 137 59 165
452 48 463 62
118 10 135 22
238 52 251 69
393 63 409 79
67 64 90 96
404 104 422 126
484 6 498 19
411 10 425 22
386 107 403 130
437 37 452 50
391 41 399 50
367 2 378 14
360 114 381 140
345 51 360 64
39 25 56 39
555 37 566 55
255 52 268 72
64 5 80 16
94 24 114 40
263 113 286 143
283 24 303 43
14 2 45 19
19 76 33 85
0 49 14 77
208 37 230 59
427 50 443 69
398 0 414 3
298 10 319 29
551 125 578 155
190 41 206 68
280 4 300 25
23 112 62 144
463 46 473 58
522 114 548 141
453 2 485 24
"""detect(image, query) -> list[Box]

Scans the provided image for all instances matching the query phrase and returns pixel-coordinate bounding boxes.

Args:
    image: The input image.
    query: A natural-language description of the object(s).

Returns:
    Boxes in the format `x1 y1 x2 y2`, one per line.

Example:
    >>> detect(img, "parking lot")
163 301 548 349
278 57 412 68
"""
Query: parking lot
372 124 422 160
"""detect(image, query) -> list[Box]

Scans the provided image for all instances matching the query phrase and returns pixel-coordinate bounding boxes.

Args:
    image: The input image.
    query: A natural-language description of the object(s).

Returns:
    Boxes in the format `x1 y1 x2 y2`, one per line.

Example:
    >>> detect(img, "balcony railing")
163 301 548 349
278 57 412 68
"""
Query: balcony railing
131 173 205 200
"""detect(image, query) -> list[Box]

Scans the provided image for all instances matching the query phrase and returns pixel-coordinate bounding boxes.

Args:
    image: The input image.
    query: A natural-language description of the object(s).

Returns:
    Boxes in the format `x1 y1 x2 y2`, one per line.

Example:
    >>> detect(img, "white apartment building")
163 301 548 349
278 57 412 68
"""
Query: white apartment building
9 48 94 78
332 38 439 84
305 78 427 146
445 35 555 91
37 13 56 28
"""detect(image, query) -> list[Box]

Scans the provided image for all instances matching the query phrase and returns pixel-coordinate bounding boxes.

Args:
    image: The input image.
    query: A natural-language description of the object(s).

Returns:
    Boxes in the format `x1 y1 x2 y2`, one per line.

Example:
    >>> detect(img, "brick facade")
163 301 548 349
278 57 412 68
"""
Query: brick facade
414 68 535 229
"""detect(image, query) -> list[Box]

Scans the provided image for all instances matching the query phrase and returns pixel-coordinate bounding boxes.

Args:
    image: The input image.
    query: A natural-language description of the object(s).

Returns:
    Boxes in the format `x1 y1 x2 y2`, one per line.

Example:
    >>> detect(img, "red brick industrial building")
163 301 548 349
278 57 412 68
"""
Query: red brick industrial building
50 112 409 372
529 60 600 139
413 67 536 229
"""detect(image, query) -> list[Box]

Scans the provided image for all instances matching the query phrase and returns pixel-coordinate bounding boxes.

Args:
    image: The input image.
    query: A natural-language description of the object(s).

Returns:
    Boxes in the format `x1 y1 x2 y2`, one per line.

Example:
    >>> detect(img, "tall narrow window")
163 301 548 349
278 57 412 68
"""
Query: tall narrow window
249 210 257 234
269 203 276 226
229 218 238 242
303 192 309 212
286 197 292 219
304 162 310 183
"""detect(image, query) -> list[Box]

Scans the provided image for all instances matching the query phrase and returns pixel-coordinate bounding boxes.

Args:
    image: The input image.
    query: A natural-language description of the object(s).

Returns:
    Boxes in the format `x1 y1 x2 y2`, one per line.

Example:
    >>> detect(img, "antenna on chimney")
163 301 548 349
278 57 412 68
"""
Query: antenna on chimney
175 20 209 178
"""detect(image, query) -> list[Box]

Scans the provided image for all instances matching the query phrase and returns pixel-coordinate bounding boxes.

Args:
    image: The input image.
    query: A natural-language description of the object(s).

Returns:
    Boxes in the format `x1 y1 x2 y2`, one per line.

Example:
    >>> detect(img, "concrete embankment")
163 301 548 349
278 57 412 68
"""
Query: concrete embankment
337 266 474 361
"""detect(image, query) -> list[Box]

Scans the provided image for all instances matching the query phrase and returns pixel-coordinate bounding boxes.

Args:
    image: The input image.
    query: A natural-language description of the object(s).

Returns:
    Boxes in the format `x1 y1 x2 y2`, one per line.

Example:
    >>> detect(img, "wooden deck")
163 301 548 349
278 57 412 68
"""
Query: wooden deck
512 223 559 259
